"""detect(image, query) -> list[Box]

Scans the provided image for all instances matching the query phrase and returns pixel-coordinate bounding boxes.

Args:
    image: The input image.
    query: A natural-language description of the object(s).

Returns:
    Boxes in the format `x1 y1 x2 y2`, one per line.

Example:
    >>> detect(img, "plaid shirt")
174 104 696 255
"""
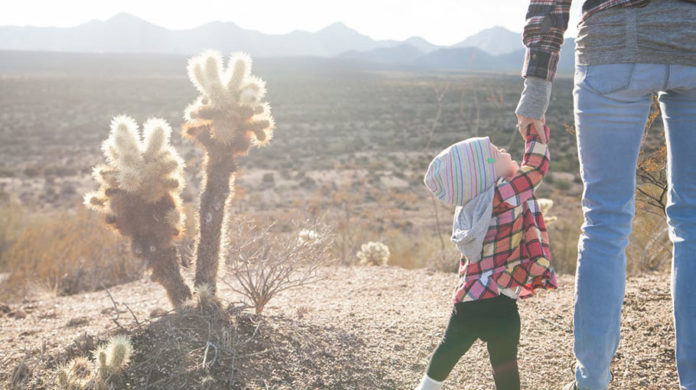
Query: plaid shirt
522 0 651 81
452 125 558 303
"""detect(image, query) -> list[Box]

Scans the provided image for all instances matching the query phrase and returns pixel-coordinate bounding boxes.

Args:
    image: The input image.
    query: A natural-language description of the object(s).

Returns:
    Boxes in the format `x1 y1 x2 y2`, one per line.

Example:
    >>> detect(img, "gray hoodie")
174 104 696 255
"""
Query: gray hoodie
450 184 495 263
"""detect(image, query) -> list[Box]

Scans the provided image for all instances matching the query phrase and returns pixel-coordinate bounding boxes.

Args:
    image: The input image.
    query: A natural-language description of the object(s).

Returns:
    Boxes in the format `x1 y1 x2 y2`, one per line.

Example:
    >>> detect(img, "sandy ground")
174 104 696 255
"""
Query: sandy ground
0 266 679 389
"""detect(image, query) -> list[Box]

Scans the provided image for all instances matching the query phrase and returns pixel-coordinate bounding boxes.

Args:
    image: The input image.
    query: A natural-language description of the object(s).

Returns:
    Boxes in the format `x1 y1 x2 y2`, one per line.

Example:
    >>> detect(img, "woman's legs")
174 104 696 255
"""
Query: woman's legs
572 63 660 389
658 65 696 390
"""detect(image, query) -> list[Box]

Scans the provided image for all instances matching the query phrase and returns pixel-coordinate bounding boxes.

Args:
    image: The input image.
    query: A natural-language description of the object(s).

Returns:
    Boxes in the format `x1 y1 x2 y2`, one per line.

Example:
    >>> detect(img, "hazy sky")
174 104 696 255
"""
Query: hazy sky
3 0 583 46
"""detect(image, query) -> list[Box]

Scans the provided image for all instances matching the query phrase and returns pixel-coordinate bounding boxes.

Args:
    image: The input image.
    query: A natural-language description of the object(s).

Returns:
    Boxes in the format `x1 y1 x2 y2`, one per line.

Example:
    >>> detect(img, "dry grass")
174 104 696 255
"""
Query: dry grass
0 199 27 270
1 208 142 301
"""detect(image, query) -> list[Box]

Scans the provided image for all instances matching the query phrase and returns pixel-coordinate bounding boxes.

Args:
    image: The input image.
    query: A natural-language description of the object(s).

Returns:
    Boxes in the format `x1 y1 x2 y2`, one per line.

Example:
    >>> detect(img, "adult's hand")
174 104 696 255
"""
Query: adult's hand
516 113 547 143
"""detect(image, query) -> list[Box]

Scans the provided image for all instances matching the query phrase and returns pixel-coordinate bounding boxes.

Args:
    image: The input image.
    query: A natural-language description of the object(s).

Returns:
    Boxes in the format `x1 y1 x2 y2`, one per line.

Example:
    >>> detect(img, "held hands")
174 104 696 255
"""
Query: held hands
516 113 547 144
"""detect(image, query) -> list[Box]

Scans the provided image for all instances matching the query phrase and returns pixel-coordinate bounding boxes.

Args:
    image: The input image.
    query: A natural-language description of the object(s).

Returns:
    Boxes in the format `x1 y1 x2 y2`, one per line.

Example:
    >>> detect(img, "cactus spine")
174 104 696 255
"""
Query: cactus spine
182 51 275 294
84 116 192 306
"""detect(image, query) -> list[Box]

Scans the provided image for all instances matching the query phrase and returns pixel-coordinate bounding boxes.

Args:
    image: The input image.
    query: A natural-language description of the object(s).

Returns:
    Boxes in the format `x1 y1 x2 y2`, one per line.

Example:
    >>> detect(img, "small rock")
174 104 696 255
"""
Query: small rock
0 302 10 313
37 310 57 319
9 310 26 319
66 316 89 327
150 308 168 318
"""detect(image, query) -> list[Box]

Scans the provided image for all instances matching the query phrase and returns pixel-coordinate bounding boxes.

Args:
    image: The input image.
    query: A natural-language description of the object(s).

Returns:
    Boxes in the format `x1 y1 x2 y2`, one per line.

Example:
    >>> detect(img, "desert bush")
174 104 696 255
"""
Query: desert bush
546 197 670 275
547 208 583 275
627 208 672 273
182 51 275 295
425 247 461 274
222 218 334 314
356 241 390 266
383 229 455 271
0 199 26 270
262 172 275 186
554 178 571 191
1 208 140 300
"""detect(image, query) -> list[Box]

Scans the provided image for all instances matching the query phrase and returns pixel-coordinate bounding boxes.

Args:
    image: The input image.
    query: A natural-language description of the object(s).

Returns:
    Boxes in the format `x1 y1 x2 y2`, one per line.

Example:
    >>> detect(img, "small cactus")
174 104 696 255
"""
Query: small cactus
298 229 319 245
56 357 92 389
57 335 133 390
84 116 191 307
104 335 133 372
537 198 557 224
357 241 390 266
182 51 275 294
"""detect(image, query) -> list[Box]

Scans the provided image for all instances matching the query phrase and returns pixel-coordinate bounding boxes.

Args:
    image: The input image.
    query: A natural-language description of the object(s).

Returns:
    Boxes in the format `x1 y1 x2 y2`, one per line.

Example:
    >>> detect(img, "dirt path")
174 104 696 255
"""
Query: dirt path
0 266 678 389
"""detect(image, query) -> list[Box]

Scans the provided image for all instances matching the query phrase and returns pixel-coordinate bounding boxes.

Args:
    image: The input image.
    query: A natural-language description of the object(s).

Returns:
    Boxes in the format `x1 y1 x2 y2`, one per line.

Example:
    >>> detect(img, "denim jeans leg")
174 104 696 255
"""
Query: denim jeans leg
572 63 657 390
658 64 696 390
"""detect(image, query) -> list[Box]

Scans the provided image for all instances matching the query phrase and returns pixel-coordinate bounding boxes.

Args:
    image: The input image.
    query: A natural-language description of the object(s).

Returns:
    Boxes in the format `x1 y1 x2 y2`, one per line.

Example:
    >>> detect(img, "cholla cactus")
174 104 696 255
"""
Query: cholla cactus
537 198 557 224
298 229 319 245
83 115 191 306
357 241 390 266
94 335 133 386
184 51 274 149
57 357 92 389
182 51 275 294
57 335 133 390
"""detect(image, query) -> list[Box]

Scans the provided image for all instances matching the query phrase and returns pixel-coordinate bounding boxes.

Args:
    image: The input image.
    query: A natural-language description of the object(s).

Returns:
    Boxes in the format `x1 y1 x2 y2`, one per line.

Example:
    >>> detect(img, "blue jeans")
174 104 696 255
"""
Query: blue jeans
573 63 696 390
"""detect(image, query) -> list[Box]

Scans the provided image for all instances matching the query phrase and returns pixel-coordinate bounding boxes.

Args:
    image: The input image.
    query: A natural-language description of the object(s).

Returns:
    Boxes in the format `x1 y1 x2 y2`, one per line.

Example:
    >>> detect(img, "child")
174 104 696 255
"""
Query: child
417 124 558 390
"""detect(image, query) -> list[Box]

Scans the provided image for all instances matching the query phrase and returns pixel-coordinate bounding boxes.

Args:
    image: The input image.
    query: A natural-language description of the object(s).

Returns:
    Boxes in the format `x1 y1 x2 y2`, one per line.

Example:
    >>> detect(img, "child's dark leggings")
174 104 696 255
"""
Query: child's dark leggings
425 294 521 390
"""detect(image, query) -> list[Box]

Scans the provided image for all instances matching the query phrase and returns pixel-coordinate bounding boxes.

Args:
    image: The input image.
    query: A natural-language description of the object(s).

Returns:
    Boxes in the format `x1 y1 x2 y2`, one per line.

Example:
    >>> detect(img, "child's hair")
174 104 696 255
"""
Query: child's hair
424 136 497 207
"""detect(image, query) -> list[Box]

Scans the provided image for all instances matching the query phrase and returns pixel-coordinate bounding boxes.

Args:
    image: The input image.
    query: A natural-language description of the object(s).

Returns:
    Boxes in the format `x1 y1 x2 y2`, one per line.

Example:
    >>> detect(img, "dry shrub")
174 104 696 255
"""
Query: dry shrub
628 207 671 273
384 229 457 271
222 218 334 314
1 208 141 300
547 194 672 275
425 247 461 274
0 199 26 270
547 209 583 275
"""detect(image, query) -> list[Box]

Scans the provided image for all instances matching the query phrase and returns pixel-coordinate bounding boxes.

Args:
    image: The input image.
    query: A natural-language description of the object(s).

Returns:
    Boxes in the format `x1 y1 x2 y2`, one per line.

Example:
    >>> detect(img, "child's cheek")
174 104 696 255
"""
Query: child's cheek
509 161 520 176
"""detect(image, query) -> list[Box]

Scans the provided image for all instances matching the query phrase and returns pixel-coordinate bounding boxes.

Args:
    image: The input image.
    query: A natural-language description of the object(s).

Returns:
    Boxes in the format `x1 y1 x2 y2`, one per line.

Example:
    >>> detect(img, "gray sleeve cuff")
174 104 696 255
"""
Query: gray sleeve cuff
515 76 552 120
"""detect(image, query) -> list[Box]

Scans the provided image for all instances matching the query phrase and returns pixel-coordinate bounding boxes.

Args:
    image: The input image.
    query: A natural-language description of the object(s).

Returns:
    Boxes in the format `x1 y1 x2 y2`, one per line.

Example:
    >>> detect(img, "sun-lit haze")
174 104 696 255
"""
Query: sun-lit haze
2 0 582 45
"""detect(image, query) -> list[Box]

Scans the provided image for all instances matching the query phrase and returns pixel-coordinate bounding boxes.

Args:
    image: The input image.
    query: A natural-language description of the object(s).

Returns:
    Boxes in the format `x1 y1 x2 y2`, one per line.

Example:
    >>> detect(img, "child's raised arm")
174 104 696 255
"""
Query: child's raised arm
492 124 550 213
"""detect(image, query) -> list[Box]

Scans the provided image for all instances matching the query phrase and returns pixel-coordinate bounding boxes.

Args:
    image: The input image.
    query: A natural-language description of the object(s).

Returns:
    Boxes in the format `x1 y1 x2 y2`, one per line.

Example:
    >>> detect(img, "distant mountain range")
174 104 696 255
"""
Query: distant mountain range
0 13 576 75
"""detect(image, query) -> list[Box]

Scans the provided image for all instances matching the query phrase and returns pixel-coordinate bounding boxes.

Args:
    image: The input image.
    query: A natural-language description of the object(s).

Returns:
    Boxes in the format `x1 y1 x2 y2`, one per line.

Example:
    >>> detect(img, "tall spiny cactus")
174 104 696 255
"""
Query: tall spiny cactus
84 115 192 306
182 51 275 294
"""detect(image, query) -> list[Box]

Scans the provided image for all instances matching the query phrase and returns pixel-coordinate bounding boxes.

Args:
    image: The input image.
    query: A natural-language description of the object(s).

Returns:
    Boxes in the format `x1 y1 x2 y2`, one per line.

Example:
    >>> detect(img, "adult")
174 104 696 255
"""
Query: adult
515 0 696 389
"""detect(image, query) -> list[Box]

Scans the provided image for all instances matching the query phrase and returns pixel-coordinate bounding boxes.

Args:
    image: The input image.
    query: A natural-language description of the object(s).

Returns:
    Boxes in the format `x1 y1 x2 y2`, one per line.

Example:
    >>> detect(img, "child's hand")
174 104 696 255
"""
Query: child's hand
525 122 550 144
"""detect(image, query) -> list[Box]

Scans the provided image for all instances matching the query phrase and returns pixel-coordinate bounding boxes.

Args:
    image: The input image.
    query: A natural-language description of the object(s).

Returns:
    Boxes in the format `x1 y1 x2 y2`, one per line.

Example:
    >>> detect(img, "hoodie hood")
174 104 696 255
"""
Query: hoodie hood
451 184 495 263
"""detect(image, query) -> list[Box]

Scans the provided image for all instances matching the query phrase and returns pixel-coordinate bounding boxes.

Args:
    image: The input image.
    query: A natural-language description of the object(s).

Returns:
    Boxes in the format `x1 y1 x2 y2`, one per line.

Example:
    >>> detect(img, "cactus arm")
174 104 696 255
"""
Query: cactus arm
149 245 192 306
194 152 236 293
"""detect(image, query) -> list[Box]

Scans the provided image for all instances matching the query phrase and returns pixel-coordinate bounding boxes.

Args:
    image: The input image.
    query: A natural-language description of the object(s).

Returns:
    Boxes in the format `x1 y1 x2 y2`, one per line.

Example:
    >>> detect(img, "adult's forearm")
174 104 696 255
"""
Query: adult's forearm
515 77 552 120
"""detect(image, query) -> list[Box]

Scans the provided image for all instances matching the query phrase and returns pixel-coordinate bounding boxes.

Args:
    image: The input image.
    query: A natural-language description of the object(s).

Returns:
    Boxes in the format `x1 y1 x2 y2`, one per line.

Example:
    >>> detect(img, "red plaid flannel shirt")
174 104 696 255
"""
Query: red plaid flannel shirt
522 0 651 81
452 125 558 303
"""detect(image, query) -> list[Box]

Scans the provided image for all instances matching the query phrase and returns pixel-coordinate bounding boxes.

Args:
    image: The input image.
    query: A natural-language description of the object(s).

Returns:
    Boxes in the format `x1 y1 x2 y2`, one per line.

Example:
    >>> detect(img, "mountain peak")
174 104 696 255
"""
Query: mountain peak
480 25 515 33
454 25 522 55
318 22 358 34
105 13 148 24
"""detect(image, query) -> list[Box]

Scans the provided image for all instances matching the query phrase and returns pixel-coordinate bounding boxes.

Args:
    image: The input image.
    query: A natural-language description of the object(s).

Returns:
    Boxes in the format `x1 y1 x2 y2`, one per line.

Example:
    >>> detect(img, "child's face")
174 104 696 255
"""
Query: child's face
490 143 519 178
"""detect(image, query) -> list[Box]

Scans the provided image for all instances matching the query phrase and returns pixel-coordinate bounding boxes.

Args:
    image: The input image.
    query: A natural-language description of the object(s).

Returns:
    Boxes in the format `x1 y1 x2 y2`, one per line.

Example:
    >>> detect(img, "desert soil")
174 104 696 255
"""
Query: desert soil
0 266 678 389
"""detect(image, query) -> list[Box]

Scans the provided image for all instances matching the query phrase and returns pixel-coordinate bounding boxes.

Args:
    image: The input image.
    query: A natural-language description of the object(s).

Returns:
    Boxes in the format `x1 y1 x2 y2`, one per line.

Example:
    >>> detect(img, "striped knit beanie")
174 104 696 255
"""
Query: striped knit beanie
424 136 497 207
